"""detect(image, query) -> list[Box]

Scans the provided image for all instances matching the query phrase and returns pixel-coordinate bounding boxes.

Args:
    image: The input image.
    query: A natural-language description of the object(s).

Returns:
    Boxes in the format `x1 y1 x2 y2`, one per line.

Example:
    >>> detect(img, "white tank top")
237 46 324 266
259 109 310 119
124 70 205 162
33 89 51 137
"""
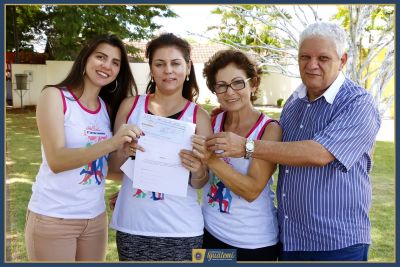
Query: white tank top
28 88 112 219
110 95 203 237
202 111 279 248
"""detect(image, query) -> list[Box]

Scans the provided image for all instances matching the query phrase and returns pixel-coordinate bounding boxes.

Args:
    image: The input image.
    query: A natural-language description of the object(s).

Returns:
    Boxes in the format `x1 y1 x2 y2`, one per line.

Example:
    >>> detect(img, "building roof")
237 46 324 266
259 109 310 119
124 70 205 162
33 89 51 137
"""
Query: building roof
127 41 229 63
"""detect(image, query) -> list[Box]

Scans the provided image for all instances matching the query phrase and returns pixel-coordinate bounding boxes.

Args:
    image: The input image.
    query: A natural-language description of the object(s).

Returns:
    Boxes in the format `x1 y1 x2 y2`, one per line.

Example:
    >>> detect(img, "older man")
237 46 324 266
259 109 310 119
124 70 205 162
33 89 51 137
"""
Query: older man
206 22 381 261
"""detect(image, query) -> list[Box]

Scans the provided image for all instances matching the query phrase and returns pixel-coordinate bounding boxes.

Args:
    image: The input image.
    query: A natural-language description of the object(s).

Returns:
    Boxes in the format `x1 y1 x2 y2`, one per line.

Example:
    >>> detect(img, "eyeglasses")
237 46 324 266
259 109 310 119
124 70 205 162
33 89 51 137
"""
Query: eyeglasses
214 78 252 94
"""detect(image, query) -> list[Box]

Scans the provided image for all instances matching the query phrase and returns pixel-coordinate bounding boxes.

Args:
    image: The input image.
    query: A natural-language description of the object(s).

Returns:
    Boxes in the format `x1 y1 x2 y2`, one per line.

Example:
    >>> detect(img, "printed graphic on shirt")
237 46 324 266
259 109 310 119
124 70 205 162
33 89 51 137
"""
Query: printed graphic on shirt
133 189 146 198
207 158 233 213
79 126 109 185
133 188 164 201
151 192 165 201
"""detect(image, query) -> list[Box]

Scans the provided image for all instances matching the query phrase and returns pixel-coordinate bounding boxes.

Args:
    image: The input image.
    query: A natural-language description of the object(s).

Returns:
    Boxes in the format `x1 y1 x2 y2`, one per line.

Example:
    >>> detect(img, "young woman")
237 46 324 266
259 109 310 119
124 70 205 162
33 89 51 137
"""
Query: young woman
25 34 140 261
108 33 212 261
192 50 282 261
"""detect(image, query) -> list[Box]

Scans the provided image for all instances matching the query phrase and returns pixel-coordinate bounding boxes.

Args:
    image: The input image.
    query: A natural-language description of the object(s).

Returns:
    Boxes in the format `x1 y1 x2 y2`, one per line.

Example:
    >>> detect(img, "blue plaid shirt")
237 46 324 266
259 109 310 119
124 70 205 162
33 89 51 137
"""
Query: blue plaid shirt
277 74 381 251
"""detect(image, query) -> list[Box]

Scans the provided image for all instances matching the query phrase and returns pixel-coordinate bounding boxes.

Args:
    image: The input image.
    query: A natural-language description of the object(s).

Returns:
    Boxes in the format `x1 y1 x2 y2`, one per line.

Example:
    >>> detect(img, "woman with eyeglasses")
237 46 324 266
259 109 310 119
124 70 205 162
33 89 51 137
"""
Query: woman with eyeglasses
191 50 282 261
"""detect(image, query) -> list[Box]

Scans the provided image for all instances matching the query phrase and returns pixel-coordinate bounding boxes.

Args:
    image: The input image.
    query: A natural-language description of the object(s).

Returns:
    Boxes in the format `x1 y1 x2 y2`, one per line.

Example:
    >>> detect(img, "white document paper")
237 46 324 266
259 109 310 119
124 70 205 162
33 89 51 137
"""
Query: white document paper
131 113 196 197
120 157 135 182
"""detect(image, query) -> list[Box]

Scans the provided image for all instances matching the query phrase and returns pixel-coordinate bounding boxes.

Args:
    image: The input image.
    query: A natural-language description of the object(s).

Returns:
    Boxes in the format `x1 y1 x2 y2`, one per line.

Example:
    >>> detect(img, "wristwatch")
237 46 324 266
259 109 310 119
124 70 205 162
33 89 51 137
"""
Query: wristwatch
244 139 255 159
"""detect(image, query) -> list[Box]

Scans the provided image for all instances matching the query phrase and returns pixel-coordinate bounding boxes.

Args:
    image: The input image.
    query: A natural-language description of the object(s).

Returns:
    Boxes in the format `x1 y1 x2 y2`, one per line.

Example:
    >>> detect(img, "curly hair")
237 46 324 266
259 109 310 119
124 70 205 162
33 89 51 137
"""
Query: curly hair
203 49 262 102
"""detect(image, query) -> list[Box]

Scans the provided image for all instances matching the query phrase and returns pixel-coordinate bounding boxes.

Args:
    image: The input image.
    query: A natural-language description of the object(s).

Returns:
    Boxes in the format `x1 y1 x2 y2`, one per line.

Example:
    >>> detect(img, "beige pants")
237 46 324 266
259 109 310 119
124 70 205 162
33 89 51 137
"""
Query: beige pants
25 210 107 261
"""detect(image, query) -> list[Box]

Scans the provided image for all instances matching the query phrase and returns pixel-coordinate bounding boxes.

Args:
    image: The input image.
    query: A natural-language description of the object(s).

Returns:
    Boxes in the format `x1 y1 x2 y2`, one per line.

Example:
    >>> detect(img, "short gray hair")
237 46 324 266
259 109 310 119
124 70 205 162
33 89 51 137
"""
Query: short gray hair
299 22 348 58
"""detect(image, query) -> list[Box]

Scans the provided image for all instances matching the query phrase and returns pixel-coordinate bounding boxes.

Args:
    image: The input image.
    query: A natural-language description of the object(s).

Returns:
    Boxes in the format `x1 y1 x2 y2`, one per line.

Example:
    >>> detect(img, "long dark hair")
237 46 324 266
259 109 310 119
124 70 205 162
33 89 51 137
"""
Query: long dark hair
44 34 137 130
145 33 199 102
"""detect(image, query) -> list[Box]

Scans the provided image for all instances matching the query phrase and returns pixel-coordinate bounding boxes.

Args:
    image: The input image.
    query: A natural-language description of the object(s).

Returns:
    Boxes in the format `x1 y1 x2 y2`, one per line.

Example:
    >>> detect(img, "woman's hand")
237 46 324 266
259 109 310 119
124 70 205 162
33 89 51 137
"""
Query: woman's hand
123 139 145 158
180 148 208 189
109 191 119 211
179 149 204 177
191 134 215 164
110 123 144 151
206 132 247 158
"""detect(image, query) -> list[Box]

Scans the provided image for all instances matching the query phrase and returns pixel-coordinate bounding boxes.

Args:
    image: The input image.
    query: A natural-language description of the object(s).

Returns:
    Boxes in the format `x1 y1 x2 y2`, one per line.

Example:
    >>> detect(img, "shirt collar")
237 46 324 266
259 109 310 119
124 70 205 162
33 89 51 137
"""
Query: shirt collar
293 72 346 104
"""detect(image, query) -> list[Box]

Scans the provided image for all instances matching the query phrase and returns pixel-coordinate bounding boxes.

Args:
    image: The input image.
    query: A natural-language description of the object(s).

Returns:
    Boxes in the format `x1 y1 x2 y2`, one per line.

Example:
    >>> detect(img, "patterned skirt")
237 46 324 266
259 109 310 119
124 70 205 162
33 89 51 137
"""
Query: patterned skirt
116 231 203 261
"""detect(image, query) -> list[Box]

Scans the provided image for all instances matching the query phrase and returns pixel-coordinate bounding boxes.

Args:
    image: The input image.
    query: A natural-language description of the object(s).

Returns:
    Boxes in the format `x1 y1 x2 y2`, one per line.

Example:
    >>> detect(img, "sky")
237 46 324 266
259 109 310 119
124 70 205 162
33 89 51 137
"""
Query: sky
153 5 221 43
154 4 339 43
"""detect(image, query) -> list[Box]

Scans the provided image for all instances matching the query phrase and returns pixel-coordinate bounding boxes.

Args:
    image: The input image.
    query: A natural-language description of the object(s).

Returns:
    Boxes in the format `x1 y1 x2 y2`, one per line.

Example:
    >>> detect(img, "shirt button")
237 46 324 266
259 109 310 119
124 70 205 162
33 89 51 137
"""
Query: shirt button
284 215 289 219
282 193 286 197
307 104 311 107
285 169 289 174
300 125 304 129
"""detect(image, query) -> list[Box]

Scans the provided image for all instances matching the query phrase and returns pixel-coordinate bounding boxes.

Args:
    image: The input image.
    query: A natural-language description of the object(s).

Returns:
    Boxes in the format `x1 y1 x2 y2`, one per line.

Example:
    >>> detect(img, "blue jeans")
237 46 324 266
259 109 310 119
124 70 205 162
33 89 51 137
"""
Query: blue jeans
279 243 369 261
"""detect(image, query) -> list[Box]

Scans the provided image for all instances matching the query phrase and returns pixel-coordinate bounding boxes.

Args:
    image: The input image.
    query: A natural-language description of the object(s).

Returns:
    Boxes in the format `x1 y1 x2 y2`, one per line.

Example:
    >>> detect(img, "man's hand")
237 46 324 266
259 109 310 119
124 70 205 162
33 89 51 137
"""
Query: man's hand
206 132 247 158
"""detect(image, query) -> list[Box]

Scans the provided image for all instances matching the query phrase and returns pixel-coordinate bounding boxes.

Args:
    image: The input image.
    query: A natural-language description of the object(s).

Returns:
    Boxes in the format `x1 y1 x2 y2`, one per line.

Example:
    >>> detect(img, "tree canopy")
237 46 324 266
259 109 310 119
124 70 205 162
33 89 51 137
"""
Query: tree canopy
201 5 394 116
6 5 176 60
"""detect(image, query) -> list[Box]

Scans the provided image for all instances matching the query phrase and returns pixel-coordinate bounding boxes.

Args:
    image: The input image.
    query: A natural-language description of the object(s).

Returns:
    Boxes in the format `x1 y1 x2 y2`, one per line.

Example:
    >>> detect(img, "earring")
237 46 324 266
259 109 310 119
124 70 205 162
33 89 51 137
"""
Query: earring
151 76 154 83
83 69 86 76
109 80 118 93
186 75 189 81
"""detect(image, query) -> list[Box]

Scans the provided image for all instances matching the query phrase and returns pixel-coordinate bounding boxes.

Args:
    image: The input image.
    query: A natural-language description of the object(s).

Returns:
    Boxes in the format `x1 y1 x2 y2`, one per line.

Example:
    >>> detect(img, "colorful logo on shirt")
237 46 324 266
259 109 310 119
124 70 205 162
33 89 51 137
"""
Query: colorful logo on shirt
83 126 108 142
133 189 146 198
79 125 109 185
151 192 164 200
133 189 164 201
79 153 107 185
207 158 233 213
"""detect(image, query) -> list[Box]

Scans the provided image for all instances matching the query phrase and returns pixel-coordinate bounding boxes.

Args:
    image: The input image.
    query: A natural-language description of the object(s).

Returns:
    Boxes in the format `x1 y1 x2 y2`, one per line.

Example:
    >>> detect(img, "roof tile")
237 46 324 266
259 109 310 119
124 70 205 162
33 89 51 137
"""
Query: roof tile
127 41 229 63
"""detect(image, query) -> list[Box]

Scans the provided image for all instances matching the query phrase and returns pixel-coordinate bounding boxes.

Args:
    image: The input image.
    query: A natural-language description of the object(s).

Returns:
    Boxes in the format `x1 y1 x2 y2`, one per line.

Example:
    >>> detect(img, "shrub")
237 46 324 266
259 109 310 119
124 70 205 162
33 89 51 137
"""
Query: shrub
277 98 284 107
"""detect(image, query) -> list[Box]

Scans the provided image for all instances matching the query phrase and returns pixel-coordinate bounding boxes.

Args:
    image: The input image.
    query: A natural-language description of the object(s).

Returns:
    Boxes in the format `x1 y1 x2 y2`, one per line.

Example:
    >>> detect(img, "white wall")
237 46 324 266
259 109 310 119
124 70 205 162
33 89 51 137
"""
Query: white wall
193 63 218 105
130 63 149 94
255 73 301 106
11 61 297 108
11 64 47 107
46 61 74 85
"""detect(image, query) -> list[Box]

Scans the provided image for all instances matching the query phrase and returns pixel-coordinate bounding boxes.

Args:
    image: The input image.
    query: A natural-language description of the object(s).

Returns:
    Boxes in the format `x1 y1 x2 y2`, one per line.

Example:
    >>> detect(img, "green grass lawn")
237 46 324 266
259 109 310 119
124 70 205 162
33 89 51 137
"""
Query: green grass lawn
5 106 395 262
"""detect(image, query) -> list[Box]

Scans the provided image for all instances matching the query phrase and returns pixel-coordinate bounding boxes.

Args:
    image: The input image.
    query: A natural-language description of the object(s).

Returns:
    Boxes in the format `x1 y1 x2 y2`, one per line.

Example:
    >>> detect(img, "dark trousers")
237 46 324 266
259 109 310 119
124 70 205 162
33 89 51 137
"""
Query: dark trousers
279 243 369 261
202 228 279 261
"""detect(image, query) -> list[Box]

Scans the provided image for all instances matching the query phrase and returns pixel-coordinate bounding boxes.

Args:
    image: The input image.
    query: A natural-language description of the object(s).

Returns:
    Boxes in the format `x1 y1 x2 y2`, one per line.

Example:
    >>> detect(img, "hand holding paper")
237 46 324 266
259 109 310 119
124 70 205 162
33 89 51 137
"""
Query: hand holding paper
128 113 196 197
